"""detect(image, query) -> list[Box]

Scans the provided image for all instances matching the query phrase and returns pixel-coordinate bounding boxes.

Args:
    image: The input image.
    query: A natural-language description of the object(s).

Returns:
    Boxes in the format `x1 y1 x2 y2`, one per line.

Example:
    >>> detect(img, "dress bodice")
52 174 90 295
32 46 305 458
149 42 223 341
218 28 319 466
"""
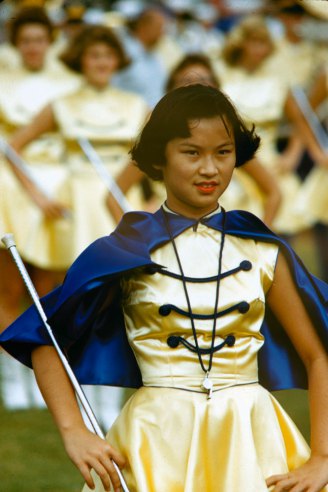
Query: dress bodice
219 65 289 165
0 66 80 131
121 218 279 392
0 66 80 165
52 84 148 143
219 66 288 126
51 85 149 174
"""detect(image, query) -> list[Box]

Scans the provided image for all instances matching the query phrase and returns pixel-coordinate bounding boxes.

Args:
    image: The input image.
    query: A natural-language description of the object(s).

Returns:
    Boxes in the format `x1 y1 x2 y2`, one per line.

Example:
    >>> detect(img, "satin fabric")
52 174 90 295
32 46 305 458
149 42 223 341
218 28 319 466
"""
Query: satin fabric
1 209 328 391
82 225 312 491
121 223 277 391
83 385 311 492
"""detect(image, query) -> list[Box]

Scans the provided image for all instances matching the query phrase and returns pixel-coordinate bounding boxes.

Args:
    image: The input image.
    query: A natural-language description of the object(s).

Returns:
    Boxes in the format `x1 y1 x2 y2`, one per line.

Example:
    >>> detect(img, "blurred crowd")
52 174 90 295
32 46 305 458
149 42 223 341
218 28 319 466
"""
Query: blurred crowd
0 0 328 421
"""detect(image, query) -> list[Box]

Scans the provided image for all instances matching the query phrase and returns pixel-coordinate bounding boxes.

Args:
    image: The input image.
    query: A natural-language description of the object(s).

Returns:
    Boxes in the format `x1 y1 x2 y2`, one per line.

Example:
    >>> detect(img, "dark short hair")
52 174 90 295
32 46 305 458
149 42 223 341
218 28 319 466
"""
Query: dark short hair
130 84 260 180
9 7 54 46
60 24 130 73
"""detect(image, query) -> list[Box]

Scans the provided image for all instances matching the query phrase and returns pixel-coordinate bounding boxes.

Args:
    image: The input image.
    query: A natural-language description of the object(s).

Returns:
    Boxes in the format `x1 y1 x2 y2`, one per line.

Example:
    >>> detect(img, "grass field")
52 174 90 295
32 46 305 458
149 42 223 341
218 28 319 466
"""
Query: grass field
0 401 82 492
0 388 310 491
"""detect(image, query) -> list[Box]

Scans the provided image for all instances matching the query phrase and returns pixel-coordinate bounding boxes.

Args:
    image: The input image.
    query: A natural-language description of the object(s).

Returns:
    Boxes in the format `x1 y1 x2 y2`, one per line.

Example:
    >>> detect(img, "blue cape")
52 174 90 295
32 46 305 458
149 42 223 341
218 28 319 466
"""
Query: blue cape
1 209 328 391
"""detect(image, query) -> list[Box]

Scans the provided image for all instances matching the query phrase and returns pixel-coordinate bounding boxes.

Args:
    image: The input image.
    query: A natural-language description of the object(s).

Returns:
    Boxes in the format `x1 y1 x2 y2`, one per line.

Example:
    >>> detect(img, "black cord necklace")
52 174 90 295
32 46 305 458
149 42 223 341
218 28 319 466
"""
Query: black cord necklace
162 206 227 398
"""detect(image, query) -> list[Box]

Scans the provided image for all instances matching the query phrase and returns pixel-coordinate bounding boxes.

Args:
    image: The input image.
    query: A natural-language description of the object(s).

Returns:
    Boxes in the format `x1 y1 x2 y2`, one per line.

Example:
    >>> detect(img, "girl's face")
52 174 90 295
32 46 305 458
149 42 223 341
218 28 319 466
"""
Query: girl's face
241 32 272 70
16 24 51 71
162 116 236 219
81 42 120 88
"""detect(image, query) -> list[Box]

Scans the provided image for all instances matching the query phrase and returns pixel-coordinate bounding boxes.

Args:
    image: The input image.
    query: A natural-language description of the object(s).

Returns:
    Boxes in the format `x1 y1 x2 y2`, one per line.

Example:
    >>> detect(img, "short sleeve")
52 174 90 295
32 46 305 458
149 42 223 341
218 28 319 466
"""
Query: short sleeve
256 241 279 294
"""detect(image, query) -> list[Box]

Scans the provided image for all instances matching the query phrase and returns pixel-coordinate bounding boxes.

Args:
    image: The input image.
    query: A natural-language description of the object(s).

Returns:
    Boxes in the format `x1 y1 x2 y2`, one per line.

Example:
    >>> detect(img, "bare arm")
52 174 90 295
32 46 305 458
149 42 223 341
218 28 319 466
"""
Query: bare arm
105 107 152 221
242 158 281 227
106 161 145 223
10 104 56 151
275 130 305 172
7 105 68 219
266 252 328 491
309 70 327 111
31 345 125 492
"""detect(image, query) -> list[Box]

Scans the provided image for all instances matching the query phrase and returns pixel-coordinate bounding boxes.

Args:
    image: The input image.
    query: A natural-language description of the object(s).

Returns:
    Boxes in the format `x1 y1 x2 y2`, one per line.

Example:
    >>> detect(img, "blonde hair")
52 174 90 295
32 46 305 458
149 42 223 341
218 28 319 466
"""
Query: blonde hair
221 16 275 67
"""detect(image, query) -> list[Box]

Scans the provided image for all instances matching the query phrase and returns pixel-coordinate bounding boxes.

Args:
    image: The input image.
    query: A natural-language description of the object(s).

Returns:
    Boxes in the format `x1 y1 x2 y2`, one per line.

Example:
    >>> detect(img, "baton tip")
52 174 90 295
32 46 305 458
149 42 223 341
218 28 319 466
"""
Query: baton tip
1 233 16 249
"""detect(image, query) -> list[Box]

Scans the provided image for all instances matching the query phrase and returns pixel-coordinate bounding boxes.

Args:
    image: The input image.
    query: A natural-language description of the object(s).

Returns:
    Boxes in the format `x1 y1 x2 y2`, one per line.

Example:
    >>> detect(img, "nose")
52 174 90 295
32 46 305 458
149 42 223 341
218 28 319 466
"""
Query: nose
199 155 219 176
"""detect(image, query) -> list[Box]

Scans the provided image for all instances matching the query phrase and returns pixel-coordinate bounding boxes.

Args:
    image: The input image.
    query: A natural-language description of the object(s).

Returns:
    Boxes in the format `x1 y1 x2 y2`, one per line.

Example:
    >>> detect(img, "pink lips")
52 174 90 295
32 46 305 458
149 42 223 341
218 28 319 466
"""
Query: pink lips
195 182 218 193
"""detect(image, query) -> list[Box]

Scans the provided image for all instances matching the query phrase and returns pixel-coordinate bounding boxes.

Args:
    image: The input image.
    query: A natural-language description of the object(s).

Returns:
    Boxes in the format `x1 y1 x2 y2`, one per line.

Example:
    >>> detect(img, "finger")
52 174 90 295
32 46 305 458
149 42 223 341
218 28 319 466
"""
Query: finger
41 204 59 219
266 473 298 491
272 478 297 492
108 446 126 469
60 207 72 219
54 204 67 218
266 474 289 486
90 459 112 492
101 455 124 492
78 463 95 491
46 205 66 220
289 483 308 492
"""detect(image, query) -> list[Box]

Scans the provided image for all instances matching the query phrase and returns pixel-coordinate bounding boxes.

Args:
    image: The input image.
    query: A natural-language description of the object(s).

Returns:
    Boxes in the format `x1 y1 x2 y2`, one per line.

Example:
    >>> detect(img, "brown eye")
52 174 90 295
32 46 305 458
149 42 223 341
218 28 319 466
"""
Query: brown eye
183 150 198 155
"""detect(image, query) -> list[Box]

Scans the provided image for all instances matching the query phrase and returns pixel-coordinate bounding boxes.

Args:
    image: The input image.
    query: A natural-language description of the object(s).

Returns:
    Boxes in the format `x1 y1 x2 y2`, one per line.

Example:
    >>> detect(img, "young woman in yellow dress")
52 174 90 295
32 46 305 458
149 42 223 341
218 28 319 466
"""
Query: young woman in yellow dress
1 84 328 492
0 6 80 331
2 23 149 426
217 15 313 236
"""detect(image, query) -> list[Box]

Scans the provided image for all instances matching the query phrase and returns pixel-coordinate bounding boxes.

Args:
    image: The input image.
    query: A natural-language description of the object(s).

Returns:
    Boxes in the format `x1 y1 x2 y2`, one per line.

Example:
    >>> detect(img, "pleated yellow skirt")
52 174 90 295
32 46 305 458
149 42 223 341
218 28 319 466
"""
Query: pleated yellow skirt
82 384 320 492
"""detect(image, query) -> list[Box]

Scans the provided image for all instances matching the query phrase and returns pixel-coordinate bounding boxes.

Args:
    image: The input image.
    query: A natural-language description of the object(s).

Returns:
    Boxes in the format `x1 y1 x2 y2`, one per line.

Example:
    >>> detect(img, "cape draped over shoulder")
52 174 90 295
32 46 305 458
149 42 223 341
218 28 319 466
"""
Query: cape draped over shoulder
1 209 328 391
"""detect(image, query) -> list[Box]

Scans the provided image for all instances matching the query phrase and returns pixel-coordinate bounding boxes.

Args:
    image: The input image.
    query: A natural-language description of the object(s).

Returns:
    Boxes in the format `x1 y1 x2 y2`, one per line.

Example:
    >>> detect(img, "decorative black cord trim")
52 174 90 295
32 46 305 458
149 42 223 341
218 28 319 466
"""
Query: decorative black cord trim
161 206 226 374
158 260 252 283
159 301 250 319
167 334 235 354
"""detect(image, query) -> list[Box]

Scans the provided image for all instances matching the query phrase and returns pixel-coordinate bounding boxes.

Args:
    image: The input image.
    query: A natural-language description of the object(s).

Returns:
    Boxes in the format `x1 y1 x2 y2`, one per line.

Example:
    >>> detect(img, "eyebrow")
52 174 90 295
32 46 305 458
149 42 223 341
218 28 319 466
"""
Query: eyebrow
178 141 234 148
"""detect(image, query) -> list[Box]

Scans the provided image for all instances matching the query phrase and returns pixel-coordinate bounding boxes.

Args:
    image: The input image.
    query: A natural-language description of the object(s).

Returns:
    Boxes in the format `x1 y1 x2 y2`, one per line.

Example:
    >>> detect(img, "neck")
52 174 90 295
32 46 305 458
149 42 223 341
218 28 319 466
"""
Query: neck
24 63 44 72
85 80 109 91
164 202 220 220
239 58 260 73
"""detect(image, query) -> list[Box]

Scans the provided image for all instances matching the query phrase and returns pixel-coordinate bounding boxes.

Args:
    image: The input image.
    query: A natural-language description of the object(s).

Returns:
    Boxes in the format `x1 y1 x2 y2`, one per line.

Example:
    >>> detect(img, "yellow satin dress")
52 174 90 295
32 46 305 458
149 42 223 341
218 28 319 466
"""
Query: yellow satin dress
51 84 149 263
0 64 81 269
83 213 315 492
294 67 328 226
219 65 312 235
266 37 325 90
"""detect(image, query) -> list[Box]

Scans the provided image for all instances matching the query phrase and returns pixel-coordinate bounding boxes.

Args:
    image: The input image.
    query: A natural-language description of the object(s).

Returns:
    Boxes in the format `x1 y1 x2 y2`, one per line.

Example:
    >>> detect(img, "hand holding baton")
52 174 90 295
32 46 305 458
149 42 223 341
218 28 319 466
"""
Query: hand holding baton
0 137 72 220
1 233 130 492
